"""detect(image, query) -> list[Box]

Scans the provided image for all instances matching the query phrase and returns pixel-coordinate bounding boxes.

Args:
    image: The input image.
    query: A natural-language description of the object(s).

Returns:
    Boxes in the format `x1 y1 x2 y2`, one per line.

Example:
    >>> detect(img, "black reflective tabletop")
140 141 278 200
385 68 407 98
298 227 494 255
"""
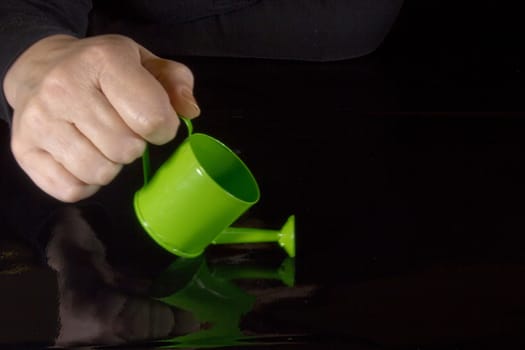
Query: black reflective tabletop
2 1 525 349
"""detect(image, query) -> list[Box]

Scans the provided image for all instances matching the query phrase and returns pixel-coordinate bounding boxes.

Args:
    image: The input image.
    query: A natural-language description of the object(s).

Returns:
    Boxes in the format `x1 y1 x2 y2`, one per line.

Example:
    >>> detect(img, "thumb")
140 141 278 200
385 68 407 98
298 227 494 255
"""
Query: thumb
140 51 201 119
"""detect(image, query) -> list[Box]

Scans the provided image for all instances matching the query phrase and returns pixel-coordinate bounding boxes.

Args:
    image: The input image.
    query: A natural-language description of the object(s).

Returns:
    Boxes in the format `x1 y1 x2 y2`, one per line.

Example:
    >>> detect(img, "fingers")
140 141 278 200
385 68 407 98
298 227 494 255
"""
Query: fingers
13 148 100 203
39 121 123 186
97 47 181 145
72 88 147 165
92 40 200 146
140 54 201 120
11 109 124 202
6 34 202 202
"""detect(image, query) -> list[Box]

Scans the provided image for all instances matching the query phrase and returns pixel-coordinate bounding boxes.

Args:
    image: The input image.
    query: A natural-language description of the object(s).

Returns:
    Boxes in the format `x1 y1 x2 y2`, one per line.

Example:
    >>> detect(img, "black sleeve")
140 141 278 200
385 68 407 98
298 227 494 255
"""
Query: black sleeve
0 0 93 126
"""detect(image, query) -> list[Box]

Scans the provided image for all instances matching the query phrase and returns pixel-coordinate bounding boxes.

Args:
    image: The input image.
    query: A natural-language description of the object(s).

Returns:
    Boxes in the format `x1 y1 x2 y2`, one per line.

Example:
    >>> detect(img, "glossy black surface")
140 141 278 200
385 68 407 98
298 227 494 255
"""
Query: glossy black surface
2 1 525 349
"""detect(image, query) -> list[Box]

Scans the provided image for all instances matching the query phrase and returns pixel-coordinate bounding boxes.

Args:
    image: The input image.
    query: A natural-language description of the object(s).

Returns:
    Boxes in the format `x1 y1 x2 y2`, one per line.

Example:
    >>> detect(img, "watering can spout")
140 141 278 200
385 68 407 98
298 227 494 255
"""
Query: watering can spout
212 215 296 258
279 215 296 258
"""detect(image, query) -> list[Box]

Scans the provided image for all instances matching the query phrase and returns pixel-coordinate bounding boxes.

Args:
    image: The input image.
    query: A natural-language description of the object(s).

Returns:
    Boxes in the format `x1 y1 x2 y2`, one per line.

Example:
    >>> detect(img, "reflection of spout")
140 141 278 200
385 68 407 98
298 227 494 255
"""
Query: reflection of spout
213 215 296 258
211 257 295 287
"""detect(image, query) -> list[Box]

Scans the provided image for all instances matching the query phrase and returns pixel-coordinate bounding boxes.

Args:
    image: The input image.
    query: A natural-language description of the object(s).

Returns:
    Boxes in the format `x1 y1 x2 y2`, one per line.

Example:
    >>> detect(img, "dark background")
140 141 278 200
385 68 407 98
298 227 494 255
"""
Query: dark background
2 0 525 348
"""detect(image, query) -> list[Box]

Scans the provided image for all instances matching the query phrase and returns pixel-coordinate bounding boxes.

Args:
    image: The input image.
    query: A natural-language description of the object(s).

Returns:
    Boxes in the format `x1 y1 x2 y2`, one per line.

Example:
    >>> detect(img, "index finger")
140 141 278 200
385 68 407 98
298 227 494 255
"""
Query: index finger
97 46 180 145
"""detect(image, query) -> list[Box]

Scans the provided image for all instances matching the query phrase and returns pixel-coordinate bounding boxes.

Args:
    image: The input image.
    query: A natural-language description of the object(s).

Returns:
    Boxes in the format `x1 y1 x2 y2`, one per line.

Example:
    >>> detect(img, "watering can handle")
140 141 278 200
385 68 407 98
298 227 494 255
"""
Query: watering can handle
142 116 193 186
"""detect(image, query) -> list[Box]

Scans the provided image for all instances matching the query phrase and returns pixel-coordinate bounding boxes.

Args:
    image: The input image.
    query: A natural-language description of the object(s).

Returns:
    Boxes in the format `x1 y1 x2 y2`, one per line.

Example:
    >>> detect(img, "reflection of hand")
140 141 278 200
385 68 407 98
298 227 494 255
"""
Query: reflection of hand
46 207 176 347
4 34 200 202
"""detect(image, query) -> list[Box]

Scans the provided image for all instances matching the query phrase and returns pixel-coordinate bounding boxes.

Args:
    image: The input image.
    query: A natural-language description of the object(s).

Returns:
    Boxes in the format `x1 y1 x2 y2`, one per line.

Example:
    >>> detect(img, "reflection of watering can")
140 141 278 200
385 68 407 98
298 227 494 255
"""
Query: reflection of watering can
135 117 296 258
149 254 295 347
210 256 295 287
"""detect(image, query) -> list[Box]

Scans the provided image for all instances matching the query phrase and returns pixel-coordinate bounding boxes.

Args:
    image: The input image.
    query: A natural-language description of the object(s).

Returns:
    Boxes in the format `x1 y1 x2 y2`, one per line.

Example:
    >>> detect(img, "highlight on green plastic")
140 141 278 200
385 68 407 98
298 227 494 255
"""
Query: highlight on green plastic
212 215 296 258
135 115 295 258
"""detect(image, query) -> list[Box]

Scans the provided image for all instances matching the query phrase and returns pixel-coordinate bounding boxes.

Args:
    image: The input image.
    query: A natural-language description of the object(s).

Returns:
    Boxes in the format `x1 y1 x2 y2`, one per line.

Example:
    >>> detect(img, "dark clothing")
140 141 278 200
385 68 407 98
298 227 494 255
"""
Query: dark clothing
0 0 404 124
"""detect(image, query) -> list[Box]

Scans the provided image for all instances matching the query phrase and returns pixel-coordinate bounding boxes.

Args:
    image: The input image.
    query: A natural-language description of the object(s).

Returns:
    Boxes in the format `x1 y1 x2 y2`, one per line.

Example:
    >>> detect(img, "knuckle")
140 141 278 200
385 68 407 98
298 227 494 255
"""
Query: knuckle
19 101 58 136
103 137 146 164
10 124 40 162
138 112 179 144
79 42 113 63
10 137 26 161
95 163 121 186
39 70 70 99
138 115 168 137
80 35 137 63
59 183 90 203
173 63 194 82
103 34 136 47
119 139 146 164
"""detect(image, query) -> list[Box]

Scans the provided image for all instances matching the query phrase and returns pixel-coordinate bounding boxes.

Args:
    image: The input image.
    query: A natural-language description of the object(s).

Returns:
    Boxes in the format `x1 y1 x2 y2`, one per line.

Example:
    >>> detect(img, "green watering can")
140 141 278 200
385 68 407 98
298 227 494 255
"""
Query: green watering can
134 117 295 258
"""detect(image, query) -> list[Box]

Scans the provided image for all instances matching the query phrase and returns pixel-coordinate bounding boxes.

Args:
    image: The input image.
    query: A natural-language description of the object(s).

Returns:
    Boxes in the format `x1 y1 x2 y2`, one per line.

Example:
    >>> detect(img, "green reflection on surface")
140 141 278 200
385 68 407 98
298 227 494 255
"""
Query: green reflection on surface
149 254 295 348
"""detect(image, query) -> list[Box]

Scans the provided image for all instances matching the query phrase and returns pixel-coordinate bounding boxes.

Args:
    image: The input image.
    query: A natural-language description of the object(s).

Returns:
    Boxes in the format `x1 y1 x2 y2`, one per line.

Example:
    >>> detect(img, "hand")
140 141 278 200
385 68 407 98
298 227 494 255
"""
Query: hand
46 206 177 346
3 34 200 202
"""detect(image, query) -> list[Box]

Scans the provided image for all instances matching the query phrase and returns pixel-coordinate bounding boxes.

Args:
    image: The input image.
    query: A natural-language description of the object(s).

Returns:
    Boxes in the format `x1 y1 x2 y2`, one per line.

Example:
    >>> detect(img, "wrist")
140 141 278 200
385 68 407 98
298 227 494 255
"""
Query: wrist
3 34 78 109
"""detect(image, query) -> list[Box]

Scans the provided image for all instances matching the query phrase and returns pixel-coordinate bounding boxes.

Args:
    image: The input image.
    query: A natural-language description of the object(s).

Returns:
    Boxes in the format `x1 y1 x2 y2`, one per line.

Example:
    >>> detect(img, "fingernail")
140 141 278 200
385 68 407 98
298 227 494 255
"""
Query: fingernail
181 88 201 117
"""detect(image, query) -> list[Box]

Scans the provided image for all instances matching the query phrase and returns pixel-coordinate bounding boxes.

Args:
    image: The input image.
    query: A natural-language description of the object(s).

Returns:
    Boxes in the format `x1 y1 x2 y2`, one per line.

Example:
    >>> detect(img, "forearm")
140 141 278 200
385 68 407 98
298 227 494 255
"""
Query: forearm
0 0 93 125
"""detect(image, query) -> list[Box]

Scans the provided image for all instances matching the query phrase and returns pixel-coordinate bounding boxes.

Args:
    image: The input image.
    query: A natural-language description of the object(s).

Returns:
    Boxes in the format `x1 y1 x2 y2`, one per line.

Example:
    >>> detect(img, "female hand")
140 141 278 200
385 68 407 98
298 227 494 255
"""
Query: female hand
3 34 200 202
